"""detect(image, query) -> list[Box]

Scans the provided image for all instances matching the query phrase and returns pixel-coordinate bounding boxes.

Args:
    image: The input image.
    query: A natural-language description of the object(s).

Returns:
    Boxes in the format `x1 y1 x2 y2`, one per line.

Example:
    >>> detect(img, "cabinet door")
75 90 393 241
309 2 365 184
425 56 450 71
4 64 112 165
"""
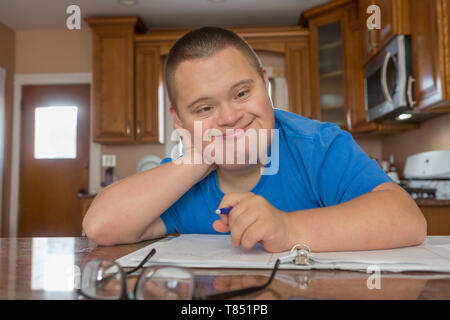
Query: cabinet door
377 0 395 48
378 0 411 47
285 39 312 118
309 10 350 128
411 0 450 112
359 0 379 65
360 0 410 65
348 20 374 131
89 22 136 143
135 44 161 143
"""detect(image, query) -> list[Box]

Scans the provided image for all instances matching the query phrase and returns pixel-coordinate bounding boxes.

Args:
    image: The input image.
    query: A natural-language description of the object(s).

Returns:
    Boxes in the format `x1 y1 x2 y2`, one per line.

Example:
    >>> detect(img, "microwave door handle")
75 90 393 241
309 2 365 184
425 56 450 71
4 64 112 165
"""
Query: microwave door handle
407 75 416 107
381 51 394 103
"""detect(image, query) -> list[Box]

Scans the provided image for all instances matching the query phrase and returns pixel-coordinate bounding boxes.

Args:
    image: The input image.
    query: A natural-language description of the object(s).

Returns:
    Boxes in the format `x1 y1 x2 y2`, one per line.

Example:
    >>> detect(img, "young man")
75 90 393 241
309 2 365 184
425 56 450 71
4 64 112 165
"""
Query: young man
83 27 426 252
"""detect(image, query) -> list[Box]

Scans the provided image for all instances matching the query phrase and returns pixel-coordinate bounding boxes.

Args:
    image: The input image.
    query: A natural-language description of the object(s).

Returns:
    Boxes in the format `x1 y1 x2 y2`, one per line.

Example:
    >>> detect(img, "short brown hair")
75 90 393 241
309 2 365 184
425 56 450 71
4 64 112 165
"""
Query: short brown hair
164 26 264 111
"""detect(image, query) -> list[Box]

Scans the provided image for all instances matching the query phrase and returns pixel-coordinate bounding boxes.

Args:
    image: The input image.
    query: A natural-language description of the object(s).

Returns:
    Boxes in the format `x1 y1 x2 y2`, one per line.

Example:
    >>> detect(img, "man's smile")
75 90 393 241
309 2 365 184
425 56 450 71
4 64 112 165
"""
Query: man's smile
222 119 254 139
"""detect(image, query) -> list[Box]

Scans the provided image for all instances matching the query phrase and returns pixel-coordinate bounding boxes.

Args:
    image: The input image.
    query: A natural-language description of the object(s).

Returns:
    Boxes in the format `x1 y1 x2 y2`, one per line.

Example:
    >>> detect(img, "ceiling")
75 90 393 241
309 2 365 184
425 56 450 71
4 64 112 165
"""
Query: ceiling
0 0 330 31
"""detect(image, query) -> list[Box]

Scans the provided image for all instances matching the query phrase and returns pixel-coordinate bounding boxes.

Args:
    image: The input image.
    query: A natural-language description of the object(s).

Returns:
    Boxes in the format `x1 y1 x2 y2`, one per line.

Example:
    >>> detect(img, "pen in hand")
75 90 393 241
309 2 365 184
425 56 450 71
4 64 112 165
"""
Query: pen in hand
215 207 232 215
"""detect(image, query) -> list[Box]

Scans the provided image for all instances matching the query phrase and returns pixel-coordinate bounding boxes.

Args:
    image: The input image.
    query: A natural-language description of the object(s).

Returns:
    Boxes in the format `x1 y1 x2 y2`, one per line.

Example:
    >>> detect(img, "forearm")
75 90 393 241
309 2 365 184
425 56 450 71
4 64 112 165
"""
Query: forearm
286 186 427 252
83 159 208 245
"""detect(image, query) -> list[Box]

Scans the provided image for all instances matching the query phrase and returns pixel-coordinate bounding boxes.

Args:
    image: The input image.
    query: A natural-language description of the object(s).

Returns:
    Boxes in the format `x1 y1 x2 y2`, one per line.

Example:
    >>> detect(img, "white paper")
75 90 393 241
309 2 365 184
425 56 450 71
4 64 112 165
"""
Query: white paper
115 234 450 273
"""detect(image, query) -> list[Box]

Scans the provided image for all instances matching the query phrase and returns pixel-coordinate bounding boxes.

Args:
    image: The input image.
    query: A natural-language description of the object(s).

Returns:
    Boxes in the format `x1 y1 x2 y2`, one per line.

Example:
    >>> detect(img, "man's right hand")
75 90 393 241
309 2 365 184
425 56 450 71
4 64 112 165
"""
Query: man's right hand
175 141 218 183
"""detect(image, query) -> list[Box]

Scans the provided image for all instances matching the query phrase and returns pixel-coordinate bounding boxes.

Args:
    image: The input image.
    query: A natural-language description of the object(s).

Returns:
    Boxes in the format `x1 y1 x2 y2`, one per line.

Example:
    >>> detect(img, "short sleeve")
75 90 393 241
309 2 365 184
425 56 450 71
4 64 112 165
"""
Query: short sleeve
160 205 181 235
160 157 172 165
158 157 181 234
312 124 392 206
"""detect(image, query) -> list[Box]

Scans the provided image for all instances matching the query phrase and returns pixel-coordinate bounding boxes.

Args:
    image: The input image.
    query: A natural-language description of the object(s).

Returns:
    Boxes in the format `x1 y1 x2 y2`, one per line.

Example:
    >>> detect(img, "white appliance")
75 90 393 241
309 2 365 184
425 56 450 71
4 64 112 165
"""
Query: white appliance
402 150 450 200
136 155 162 173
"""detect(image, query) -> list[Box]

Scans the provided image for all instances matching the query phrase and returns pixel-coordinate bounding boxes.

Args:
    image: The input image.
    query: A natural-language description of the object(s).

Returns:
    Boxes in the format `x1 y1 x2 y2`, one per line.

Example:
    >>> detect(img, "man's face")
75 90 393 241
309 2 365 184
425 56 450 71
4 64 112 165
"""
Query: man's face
170 46 275 170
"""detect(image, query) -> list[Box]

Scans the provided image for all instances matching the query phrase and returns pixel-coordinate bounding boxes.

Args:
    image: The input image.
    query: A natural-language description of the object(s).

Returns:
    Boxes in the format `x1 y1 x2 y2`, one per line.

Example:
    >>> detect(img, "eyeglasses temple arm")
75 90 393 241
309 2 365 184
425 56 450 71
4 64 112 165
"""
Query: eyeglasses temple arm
126 248 156 275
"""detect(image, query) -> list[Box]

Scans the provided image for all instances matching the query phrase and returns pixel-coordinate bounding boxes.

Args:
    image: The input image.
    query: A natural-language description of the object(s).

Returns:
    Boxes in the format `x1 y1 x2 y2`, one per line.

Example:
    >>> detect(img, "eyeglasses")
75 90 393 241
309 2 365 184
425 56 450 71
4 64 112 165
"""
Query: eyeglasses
78 248 280 300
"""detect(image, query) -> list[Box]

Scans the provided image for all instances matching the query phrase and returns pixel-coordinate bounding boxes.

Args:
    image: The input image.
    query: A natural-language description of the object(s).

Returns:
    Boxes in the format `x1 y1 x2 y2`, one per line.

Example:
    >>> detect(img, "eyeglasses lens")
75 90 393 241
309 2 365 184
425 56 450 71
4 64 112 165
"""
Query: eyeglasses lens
81 260 123 300
136 267 194 300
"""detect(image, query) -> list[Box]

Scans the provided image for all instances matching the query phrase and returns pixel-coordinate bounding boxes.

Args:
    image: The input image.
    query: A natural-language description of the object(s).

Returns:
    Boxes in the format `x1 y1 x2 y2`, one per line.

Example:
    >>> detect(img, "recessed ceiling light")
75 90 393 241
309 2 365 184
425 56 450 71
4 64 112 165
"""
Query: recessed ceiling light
118 0 139 6
207 0 227 3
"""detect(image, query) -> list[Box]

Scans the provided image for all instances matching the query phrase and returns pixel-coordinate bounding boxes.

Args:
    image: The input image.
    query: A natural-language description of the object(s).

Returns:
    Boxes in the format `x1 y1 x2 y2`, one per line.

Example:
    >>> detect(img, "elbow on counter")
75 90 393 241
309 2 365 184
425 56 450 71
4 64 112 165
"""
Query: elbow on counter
414 210 428 246
82 211 117 246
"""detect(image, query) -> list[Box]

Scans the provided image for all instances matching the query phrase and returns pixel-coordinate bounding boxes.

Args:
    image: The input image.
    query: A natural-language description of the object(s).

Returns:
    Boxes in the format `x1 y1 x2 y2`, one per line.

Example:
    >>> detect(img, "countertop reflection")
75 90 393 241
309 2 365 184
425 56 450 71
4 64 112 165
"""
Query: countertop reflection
1 237 450 300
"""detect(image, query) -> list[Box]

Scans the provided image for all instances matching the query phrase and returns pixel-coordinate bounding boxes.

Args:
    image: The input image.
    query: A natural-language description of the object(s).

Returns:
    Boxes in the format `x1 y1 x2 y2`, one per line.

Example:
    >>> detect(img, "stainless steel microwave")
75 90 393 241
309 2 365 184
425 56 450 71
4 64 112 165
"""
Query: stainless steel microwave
364 35 414 122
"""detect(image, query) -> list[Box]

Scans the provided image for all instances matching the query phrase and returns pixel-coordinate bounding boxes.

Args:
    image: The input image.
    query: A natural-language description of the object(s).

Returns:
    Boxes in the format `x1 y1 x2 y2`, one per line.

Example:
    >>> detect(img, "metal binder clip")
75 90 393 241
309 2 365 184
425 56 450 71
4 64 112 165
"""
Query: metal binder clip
292 244 311 266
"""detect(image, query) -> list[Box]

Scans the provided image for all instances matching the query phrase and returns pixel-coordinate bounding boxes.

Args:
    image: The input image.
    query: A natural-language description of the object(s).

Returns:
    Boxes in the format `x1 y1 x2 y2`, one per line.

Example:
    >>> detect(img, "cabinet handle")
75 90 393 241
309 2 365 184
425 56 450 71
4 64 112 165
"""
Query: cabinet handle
367 29 378 51
126 120 131 137
346 108 352 131
136 120 141 139
367 29 373 50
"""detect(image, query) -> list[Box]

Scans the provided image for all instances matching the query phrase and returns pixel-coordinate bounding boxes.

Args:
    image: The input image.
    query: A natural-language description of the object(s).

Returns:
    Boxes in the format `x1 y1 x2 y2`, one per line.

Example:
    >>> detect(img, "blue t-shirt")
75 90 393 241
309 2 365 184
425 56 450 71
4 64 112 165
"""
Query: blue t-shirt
159 108 392 235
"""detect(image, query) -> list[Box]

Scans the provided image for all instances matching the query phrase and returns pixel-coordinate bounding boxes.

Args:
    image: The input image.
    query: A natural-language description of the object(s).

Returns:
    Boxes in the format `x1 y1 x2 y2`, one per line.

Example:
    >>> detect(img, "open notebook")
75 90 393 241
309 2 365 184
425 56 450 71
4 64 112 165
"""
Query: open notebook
115 234 450 273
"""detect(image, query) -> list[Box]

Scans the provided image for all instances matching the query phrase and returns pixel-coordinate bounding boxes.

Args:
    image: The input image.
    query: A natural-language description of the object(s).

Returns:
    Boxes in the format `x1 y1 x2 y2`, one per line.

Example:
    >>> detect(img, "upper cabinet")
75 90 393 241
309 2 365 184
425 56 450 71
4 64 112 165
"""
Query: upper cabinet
86 21 313 145
86 17 160 144
410 0 450 112
301 0 360 129
359 0 411 66
302 0 421 133
135 43 163 143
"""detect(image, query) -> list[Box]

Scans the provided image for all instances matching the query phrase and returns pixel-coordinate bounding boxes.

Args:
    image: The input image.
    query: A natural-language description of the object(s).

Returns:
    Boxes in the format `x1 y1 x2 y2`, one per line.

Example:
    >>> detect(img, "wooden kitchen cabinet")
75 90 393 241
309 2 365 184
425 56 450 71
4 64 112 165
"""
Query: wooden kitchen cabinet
87 19 313 143
359 0 379 64
135 43 162 143
85 17 150 144
410 0 450 112
359 0 411 66
302 0 421 134
135 26 312 119
284 40 313 118
419 205 450 235
301 0 360 129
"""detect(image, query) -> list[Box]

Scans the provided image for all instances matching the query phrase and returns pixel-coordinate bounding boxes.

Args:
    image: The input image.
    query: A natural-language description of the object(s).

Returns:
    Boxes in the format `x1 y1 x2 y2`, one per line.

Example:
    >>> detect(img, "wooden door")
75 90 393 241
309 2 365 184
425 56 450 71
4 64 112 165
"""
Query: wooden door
19 84 90 237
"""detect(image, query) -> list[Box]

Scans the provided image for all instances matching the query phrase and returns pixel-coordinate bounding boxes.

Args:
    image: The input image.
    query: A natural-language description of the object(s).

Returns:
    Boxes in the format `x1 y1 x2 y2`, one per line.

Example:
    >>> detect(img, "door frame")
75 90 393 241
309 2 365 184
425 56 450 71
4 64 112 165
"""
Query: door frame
10 73 101 237
0 67 6 234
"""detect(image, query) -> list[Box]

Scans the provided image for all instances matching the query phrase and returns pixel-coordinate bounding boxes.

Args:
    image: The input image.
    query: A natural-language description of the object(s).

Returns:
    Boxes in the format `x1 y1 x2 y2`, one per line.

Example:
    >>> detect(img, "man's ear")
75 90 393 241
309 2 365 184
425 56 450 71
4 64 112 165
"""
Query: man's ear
169 106 184 130
262 67 269 90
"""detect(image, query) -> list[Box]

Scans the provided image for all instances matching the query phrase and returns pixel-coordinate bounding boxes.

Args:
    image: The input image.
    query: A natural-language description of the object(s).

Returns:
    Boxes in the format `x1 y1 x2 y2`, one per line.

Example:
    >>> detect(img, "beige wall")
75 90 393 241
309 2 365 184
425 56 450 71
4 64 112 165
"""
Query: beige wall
354 137 383 161
101 144 167 181
382 113 450 176
15 28 92 73
0 22 15 236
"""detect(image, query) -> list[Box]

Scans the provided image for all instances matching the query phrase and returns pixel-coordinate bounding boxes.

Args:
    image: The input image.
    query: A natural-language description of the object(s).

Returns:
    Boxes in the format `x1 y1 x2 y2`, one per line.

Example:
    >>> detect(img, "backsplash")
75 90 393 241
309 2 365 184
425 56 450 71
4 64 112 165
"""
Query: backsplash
382 113 450 177
101 143 166 183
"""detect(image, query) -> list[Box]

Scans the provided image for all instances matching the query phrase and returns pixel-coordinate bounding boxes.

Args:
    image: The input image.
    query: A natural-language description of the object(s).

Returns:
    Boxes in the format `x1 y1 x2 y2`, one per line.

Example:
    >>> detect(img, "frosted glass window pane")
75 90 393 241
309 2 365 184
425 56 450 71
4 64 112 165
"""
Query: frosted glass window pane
34 106 78 159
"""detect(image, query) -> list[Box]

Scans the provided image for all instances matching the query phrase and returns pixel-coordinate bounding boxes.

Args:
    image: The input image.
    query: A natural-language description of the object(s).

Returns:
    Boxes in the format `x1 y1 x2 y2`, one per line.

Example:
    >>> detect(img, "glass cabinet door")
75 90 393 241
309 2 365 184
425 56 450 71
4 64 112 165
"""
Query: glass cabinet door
317 21 346 127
